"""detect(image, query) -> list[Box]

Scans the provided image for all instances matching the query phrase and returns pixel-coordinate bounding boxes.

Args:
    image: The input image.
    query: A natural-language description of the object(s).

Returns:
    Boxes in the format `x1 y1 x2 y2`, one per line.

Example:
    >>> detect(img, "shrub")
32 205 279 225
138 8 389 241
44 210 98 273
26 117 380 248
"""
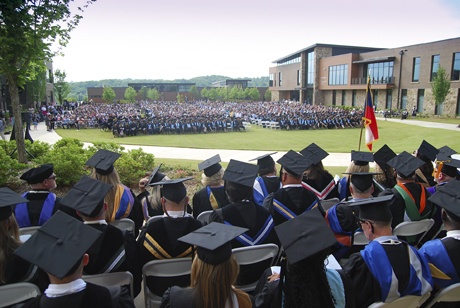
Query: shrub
0 146 27 187
26 140 51 160
115 148 155 187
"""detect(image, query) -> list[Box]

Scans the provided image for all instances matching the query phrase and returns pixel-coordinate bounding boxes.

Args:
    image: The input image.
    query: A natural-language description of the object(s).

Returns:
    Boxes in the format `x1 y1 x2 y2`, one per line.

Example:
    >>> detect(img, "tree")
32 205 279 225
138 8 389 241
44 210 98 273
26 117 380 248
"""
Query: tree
0 0 96 163
139 86 148 101
431 65 451 108
201 88 209 100
102 87 116 103
124 86 137 102
264 89 272 101
147 88 159 101
54 69 70 105
189 85 199 100
248 87 261 101
28 64 47 108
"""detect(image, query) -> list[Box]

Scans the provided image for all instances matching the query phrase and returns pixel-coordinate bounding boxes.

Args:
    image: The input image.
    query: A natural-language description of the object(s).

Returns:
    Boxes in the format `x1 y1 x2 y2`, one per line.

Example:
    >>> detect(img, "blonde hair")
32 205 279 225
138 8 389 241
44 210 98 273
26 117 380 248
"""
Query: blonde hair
345 161 370 173
144 175 170 212
374 164 395 186
90 168 121 222
0 215 21 284
190 255 241 308
201 168 224 187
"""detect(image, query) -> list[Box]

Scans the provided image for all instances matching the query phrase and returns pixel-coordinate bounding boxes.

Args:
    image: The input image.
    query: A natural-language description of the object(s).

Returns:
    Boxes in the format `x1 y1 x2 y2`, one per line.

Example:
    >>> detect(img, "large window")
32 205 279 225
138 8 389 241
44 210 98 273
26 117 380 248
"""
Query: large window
297 70 301 86
341 90 346 106
328 64 348 85
279 72 282 87
401 89 407 110
386 89 392 109
269 74 274 87
412 57 420 82
307 52 314 85
352 90 357 107
417 89 425 112
452 52 460 81
431 54 440 81
366 62 394 84
276 56 301 66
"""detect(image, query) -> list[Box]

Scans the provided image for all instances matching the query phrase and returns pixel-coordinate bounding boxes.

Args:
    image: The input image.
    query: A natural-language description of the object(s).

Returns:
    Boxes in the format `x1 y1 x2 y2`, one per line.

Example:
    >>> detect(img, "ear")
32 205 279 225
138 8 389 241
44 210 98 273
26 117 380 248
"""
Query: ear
103 202 108 211
82 253 90 266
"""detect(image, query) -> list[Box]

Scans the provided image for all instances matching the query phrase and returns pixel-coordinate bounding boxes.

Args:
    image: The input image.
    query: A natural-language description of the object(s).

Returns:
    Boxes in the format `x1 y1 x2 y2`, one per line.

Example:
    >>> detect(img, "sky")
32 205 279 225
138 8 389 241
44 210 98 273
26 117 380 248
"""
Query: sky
52 0 460 82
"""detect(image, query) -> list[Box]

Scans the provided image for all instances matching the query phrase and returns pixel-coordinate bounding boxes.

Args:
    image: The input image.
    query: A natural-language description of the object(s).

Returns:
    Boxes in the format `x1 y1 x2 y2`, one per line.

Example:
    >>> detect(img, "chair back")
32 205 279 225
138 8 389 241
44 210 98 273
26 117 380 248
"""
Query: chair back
367 293 430 308
110 218 136 233
142 258 193 308
393 219 434 245
232 243 279 292
196 210 213 224
0 282 40 307
424 282 460 308
19 226 41 242
83 271 134 299
321 198 340 211
146 215 163 227
353 231 369 245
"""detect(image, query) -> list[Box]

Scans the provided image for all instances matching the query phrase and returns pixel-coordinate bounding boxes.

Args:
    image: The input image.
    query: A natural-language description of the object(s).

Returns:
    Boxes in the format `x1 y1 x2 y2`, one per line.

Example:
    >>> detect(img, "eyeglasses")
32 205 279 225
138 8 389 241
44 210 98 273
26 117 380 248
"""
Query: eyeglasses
47 176 56 180
356 219 374 232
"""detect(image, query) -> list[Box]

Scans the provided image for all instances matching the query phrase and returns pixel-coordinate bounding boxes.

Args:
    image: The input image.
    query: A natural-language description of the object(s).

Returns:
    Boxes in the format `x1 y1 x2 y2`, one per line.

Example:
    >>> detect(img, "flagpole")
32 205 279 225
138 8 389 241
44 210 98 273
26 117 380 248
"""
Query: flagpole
359 73 370 151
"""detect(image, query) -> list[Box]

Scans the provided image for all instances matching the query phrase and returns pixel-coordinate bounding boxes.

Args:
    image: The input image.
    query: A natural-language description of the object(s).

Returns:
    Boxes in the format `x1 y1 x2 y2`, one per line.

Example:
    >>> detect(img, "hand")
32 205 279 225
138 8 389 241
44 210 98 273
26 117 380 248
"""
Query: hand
267 273 280 282
139 177 148 191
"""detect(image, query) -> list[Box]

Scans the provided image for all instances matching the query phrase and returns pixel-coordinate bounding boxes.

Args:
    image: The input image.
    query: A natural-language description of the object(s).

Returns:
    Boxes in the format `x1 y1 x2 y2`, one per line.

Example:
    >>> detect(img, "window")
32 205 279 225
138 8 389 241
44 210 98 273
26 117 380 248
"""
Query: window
341 90 346 106
431 55 440 81
373 90 378 108
412 57 420 82
386 89 392 109
307 52 314 85
401 89 407 110
269 74 274 87
297 70 301 86
332 91 336 106
279 72 282 87
417 89 424 112
456 89 460 116
276 56 301 66
352 90 357 107
328 64 348 85
366 62 394 84
452 53 460 81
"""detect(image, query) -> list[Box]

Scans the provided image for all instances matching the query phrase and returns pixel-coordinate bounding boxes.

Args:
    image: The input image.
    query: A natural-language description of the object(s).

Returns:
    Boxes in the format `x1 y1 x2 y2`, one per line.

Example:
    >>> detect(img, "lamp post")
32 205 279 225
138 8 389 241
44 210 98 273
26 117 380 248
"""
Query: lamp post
396 49 408 110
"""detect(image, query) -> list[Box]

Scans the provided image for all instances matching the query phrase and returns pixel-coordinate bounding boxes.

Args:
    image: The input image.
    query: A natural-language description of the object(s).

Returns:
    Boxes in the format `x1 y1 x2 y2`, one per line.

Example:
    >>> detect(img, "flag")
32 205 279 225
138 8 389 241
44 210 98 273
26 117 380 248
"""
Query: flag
362 77 378 151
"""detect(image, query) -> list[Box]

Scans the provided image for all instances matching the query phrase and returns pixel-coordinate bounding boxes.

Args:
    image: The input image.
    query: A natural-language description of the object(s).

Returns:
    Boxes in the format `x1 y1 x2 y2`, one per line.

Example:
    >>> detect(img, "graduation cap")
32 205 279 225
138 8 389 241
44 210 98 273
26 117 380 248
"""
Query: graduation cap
299 143 329 165
351 151 374 166
277 150 311 176
275 208 337 264
0 187 28 221
151 177 193 203
147 164 166 186
342 172 380 192
417 140 439 162
14 211 102 279
438 146 457 158
387 151 425 178
198 155 222 177
428 180 460 221
249 152 277 170
86 149 121 176
60 176 113 217
178 222 247 265
373 144 396 171
350 195 393 222
435 155 460 178
20 164 54 184
222 159 259 187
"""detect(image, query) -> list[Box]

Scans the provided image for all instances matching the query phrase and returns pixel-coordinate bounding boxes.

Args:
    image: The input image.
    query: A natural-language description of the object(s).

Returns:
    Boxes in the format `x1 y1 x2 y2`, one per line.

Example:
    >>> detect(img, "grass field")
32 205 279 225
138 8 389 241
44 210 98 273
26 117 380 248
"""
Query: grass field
56 120 460 153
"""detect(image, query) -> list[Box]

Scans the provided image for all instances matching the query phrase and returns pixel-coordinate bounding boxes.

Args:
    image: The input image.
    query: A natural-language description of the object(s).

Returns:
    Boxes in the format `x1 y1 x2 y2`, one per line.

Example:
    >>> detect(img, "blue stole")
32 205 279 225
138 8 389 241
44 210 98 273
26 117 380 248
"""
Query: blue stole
419 239 460 289
272 198 317 220
253 177 269 206
361 240 433 302
326 204 350 235
224 215 274 246
15 192 56 227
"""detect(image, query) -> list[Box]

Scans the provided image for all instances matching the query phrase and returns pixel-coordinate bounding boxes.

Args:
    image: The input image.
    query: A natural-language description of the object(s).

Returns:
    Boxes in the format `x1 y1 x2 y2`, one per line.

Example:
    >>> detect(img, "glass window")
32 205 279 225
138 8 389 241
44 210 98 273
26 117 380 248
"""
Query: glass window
297 70 301 86
431 54 440 81
307 52 314 85
401 89 407 110
386 89 392 109
366 61 394 84
417 89 424 113
352 90 357 107
279 72 282 87
341 90 346 106
328 64 348 85
269 74 274 87
412 57 420 82
452 52 460 81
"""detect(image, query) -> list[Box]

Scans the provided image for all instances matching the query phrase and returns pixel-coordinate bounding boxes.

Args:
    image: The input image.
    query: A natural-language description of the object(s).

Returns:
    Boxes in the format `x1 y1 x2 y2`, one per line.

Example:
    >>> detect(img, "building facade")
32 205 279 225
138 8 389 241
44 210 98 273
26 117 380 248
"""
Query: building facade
269 37 460 116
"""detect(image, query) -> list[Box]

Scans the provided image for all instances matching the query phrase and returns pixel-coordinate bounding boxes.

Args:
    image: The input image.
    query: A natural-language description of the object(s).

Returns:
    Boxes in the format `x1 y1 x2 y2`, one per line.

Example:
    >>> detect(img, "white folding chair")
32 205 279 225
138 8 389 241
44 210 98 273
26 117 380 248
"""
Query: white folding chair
353 231 369 245
19 226 41 236
367 293 430 308
142 258 193 308
321 197 340 211
232 243 279 292
110 218 135 233
146 215 164 225
392 219 434 246
424 282 460 308
83 271 134 299
0 282 40 307
196 210 213 224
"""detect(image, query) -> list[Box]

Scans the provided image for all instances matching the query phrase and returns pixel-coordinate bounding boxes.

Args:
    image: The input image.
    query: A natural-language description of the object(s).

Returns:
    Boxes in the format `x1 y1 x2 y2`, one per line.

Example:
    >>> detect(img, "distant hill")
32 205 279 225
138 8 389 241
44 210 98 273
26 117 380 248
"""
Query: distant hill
68 75 269 101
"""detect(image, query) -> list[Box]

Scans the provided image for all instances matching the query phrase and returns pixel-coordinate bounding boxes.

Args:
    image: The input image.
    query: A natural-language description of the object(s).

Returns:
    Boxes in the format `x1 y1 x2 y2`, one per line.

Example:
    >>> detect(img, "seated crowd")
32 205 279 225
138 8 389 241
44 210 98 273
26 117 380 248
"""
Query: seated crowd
1 140 459 307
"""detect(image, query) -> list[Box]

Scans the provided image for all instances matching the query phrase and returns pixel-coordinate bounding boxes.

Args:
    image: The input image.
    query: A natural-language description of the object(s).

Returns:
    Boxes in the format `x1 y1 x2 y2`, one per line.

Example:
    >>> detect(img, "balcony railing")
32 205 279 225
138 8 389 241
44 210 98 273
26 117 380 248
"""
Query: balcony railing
351 76 395 85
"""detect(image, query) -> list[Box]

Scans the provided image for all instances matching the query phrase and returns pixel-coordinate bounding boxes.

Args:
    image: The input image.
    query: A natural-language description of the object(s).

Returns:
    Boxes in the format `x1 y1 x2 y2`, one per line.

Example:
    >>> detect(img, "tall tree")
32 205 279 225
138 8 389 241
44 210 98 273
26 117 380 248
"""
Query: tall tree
28 64 48 108
431 65 451 108
139 86 148 101
54 69 70 104
189 85 199 100
0 0 96 163
264 89 272 101
124 86 137 102
102 86 116 103
147 88 159 101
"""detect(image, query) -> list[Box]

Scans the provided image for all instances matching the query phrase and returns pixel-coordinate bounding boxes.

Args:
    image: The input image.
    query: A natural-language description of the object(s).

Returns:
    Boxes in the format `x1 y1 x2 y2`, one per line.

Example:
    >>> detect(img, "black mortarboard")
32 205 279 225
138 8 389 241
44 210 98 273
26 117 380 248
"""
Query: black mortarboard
428 180 460 221
86 149 121 175
387 151 425 178
351 195 393 222
342 172 380 192
373 144 396 171
151 177 193 203
438 146 457 158
222 159 259 187
351 151 374 166
435 155 460 178
198 154 222 177
275 208 336 264
299 143 329 165
0 187 28 221
20 164 54 184
417 140 439 162
249 152 277 170
60 176 113 217
277 150 311 176
14 211 102 279
178 222 247 265
147 164 166 186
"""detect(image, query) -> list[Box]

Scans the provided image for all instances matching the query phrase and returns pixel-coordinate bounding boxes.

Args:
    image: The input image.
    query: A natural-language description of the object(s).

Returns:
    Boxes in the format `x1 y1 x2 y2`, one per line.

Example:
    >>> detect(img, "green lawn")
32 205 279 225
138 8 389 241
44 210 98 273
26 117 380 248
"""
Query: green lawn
56 121 460 153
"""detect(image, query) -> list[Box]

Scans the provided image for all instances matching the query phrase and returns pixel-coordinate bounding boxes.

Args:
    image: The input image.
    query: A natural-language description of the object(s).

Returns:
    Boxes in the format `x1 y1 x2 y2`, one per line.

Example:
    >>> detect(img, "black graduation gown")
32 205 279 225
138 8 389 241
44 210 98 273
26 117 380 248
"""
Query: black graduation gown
1 254 39 287
260 176 282 196
303 172 339 200
15 191 61 227
126 188 144 237
192 186 229 219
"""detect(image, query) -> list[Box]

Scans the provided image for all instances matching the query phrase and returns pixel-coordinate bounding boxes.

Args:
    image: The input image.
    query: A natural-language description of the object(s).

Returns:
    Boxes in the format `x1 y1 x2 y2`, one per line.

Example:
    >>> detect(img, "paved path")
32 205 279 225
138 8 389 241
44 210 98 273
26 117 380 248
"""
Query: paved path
26 118 459 167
